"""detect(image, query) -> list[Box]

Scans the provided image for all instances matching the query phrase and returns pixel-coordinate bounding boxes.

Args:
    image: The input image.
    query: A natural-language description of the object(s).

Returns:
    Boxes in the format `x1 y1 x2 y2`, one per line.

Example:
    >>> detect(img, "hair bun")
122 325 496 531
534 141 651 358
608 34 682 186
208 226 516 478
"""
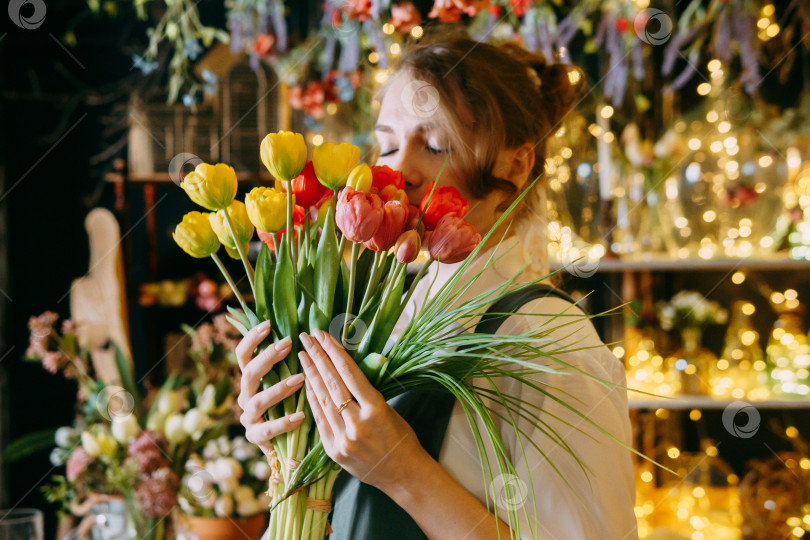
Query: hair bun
498 43 582 128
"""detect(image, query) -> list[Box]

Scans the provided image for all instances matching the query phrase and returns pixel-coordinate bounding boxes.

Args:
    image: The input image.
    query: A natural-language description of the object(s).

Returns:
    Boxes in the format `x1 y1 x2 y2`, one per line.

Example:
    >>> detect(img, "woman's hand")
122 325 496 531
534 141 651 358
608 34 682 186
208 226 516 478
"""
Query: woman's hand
235 320 307 455
298 328 425 492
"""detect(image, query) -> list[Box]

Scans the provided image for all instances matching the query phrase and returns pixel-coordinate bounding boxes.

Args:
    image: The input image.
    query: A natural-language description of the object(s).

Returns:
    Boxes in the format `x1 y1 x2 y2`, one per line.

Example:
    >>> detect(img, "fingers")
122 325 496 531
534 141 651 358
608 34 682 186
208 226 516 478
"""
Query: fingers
240 373 306 425
244 412 306 448
304 377 334 443
239 336 292 408
311 328 380 408
299 350 347 429
235 320 272 370
299 332 355 410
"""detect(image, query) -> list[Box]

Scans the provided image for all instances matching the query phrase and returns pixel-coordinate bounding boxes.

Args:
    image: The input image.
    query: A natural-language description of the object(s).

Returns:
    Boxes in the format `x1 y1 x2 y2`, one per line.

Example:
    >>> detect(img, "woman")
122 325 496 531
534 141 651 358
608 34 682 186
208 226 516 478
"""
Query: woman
240 32 638 539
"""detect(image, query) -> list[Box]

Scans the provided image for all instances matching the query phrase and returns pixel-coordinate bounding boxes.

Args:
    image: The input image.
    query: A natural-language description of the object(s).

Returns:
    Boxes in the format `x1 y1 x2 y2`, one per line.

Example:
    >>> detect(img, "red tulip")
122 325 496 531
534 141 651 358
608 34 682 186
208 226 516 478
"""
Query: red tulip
395 230 421 264
418 181 470 230
283 161 328 209
257 205 305 251
371 165 404 191
364 200 409 252
427 215 481 263
335 187 384 243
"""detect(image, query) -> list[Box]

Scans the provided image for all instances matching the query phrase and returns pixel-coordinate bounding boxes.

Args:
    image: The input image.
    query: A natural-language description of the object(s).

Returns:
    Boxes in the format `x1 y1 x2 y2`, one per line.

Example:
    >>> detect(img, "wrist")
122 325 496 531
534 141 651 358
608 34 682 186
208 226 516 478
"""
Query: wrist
374 441 434 502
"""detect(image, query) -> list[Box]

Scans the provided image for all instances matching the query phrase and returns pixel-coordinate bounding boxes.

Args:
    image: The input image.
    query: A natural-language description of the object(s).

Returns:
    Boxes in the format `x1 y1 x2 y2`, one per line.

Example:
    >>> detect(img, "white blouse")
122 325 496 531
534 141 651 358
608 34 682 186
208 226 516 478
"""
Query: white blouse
388 234 638 540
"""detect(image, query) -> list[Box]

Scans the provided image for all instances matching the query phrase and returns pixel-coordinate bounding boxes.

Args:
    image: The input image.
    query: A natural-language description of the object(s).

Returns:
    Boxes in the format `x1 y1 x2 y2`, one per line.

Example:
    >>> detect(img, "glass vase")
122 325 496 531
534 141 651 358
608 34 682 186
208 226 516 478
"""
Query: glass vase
711 301 769 400
766 312 810 397
669 327 715 395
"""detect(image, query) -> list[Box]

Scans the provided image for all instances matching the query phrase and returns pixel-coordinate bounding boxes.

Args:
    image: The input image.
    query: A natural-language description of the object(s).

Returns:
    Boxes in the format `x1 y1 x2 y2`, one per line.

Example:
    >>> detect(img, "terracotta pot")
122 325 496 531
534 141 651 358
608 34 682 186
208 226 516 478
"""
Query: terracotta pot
184 514 267 540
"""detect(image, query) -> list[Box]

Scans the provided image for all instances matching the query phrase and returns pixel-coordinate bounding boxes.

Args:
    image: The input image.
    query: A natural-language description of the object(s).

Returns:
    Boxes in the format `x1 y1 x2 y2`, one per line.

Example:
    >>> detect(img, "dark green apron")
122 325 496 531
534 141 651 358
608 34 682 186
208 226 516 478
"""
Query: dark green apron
326 284 578 539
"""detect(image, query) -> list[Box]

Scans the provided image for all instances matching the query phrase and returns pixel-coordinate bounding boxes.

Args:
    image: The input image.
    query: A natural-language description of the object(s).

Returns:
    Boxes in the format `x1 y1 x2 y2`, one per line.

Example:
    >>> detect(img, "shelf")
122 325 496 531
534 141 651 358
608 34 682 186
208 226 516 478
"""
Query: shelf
628 394 810 410
550 253 810 273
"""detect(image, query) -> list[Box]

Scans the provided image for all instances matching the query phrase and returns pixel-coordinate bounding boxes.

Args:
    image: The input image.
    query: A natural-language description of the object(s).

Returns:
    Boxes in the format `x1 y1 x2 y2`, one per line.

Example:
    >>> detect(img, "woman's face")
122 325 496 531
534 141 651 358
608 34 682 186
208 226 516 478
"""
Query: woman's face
373 71 509 236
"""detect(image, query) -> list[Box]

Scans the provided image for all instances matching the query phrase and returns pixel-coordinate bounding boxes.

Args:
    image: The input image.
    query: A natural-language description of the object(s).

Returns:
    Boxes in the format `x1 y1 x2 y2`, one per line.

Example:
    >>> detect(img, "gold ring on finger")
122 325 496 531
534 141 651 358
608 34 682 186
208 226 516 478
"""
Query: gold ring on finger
335 398 354 414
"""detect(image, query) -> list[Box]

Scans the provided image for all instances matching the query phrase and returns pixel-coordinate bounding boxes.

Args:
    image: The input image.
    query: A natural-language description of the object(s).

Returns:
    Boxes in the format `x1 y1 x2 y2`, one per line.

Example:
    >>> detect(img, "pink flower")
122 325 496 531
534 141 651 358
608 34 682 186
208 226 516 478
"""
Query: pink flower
391 2 422 33
364 200 409 252
336 187 384 243
66 447 94 482
427 215 481 263
128 431 168 475
135 467 179 517
342 0 373 20
395 230 422 264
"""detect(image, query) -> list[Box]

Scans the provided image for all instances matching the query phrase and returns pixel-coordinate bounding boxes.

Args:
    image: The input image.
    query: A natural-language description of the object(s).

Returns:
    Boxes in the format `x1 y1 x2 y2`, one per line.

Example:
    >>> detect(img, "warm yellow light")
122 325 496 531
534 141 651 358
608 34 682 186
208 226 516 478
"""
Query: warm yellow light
640 471 653 482
410 26 423 39
742 302 755 315
786 426 799 438
707 59 722 72
697 83 712 96
667 447 680 458
706 110 719 122
689 409 702 421
785 289 798 300
568 69 581 85
732 271 746 284
600 105 614 119
382 23 395 35
311 134 323 146
766 23 780 38
369 51 379 63
613 346 625 359
326 103 337 115
762 4 775 16
389 43 401 56
374 71 389 84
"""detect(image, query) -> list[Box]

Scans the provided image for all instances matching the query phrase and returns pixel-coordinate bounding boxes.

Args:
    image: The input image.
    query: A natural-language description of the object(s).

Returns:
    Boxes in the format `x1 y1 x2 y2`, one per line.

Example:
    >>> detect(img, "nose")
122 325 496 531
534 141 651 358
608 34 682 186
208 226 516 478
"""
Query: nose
390 148 425 205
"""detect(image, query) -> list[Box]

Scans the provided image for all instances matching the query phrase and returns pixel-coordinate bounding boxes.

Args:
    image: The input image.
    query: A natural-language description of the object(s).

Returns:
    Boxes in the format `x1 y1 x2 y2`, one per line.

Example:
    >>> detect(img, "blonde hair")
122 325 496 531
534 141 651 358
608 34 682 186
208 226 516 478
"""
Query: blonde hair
375 29 583 275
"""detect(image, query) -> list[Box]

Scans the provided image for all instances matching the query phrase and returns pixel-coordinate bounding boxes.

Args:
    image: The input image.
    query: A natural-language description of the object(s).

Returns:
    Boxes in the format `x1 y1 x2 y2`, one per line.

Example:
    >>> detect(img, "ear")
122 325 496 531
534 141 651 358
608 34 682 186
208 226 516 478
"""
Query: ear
507 142 535 192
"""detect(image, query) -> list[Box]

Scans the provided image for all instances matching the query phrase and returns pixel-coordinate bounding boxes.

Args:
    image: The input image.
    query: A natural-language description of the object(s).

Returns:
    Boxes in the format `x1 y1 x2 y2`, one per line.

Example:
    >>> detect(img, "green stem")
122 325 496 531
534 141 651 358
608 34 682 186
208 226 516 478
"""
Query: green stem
286 179 296 272
357 251 384 315
222 209 255 296
342 242 362 347
210 252 250 314
302 208 310 262
366 261 406 337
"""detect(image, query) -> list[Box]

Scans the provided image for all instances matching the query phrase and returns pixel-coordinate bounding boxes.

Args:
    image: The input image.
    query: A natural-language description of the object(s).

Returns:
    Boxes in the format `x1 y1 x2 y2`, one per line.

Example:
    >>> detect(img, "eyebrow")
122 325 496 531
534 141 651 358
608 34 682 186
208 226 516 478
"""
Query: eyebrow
374 122 438 133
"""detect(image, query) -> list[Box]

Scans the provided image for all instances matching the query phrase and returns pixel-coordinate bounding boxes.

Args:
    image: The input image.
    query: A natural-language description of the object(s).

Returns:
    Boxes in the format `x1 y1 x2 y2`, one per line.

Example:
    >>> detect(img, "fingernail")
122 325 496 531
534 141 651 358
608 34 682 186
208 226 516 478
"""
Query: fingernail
258 321 271 335
299 332 311 345
289 411 305 423
274 336 292 351
298 351 310 367
286 373 305 387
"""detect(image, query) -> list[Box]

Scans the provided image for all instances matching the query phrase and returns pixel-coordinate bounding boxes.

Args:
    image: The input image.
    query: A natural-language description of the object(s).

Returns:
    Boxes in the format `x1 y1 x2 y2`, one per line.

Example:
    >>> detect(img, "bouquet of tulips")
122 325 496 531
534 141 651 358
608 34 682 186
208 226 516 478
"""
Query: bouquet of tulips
172 132 655 539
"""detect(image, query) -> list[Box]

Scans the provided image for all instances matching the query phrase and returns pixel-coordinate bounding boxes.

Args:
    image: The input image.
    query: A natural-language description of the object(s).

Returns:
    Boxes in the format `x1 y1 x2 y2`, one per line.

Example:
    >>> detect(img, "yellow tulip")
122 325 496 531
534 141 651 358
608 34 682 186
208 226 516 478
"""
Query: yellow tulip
224 242 249 260
173 211 221 258
245 186 289 233
312 142 360 190
260 131 308 182
180 162 238 211
96 431 119 458
347 163 373 193
208 201 254 250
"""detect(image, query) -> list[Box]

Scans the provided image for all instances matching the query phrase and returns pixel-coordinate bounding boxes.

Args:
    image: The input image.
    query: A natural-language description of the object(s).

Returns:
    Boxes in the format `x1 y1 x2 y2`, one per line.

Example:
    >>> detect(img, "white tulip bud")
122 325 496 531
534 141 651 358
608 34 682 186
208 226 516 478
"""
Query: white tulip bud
146 412 167 433
157 391 180 415
233 485 254 504
252 461 271 481
111 414 142 444
198 384 217 415
81 432 101 457
54 427 76 448
214 494 234 517
165 414 187 444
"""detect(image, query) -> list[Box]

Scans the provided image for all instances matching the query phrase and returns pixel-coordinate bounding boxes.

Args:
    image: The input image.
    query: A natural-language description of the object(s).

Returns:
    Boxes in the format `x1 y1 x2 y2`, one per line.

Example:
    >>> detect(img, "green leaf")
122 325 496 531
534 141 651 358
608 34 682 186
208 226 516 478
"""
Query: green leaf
113 344 140 406
226 306 251 330
272 236 299 339
3 429 57 462
225 314 249 336
254 242 275 322
313 204 339 320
